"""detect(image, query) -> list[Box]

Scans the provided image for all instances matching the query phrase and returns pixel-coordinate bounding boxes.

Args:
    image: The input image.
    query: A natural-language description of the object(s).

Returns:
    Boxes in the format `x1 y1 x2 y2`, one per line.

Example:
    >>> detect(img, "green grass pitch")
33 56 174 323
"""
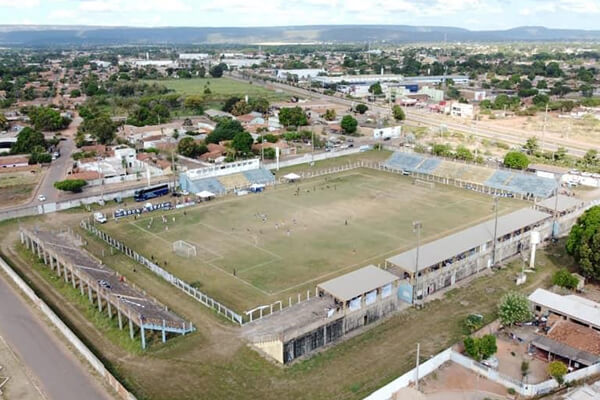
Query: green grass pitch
100 168 525 312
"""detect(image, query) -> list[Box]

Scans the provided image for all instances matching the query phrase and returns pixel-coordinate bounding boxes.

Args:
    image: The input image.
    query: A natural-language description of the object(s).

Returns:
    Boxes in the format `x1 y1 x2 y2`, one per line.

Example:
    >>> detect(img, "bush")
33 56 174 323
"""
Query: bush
498 292 532 326
54 179 87 193
463 334 497 361
341 115 358 135
548 361 568 385
552 269 579 289
504 151 529 170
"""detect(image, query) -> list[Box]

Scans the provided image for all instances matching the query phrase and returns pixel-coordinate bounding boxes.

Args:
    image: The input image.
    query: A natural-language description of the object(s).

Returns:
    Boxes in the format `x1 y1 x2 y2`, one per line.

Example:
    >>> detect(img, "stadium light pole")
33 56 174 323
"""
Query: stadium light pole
412 221 422 305
492 196 499 266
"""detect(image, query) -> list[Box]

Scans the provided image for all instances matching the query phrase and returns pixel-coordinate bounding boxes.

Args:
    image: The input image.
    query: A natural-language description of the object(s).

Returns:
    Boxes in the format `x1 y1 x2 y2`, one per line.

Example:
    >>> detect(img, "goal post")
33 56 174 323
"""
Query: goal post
173 240 197 258
414 179 435 189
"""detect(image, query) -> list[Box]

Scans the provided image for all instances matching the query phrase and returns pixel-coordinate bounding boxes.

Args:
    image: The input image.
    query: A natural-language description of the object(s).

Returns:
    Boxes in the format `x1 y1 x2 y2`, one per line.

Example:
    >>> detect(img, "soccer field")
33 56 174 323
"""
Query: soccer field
142 77 290 101
100 168 525 312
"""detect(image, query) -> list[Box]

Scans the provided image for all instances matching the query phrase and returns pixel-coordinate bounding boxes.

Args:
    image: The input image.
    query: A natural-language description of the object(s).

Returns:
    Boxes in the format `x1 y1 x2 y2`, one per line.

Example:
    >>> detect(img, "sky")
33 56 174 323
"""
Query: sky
0 0 599 31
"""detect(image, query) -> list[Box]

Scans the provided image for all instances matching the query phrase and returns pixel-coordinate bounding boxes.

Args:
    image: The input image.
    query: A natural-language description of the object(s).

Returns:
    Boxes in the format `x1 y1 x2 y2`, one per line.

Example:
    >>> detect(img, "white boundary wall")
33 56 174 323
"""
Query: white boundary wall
364 347 600 400
184 159 260 180
0 256 137 400
263 147 362 170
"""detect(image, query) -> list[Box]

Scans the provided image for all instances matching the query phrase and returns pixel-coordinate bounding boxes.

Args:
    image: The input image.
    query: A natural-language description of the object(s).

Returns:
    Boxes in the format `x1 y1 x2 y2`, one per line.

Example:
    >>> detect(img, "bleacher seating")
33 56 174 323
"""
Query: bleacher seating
414 158 441 174
180 176 226 195
243 168 276 185
384 152 425 172
461 165 495 184
432 160 467 179
384 152 557 198
218 173 250 190
484 170 556 198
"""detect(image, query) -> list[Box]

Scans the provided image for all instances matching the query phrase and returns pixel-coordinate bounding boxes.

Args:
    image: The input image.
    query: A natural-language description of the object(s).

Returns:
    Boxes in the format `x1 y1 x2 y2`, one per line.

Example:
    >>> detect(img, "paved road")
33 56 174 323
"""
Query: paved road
0 273 111 400
230 73 591 157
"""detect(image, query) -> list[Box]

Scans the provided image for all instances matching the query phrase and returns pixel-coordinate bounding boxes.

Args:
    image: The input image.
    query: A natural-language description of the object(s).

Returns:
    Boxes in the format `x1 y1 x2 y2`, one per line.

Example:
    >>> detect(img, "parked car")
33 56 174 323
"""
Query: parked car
38 194 46 202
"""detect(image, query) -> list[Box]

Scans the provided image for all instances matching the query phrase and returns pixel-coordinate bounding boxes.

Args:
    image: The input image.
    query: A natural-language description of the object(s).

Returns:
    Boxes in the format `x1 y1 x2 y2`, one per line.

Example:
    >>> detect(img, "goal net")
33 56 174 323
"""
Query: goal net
414 179 435 189
173 240 197 258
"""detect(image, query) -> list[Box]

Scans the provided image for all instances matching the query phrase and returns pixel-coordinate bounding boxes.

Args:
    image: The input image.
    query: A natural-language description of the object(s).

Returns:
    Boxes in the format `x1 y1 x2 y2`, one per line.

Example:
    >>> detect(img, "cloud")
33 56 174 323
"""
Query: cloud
78 0 190 13
0 0 39 8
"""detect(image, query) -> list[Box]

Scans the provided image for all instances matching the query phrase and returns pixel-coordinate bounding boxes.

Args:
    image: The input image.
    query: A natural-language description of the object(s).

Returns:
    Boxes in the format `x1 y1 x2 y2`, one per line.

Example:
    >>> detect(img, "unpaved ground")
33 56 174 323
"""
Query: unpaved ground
496 336 547 384
419 362 507 398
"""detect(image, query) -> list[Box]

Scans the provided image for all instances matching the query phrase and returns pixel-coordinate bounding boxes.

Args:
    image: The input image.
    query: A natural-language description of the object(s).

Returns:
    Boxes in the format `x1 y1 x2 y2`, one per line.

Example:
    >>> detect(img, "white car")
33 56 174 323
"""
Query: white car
38 194 46 202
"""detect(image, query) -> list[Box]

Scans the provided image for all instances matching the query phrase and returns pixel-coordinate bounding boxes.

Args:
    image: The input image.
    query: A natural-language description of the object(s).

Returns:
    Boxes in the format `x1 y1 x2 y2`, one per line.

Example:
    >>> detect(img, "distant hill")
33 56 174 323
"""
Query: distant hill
1 25 600 46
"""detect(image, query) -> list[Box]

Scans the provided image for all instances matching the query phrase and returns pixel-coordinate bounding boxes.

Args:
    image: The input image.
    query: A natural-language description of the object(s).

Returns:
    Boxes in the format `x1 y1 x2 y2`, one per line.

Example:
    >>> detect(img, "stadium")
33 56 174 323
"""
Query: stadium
88 151 577 362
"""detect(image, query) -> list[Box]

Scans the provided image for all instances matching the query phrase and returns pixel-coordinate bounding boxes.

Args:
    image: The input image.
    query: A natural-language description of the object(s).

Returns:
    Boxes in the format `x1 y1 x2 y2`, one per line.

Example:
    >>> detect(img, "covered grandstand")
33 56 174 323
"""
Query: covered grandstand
179 159 275 195
383 152 557 198
385 208 551 302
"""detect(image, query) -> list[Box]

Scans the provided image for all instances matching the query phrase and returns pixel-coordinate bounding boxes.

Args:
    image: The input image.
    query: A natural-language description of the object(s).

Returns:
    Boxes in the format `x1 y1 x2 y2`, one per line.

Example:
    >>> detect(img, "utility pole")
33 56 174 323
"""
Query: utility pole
413 221 422 305
541 103 548 154
492 196 499 266
415 342 421 391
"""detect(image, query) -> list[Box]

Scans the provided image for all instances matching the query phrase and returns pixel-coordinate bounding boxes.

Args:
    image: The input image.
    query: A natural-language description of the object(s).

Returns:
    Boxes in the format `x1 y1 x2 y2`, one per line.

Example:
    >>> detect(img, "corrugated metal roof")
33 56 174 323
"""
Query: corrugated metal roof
318 265 398 302
537 195 584 212
386 208 550 273
532 335 599 366
529 288 600 328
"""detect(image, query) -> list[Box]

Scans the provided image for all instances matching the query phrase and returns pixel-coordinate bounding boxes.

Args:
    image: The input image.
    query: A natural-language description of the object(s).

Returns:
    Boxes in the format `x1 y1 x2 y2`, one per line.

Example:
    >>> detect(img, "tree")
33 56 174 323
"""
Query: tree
27 106 70 131
340 115 358 134
547 361 567 385
368 82 383 95
532 94 550 107
79 114 116 145
184 95 204 113
355 104 368 114
278 107 308 127
206 118 244 144
222 96 241 113
521 361 530 380
583 149 598 166
324 109 337 121
552 269 579 290
231 132 253 156
455 145 474 161
249 97 269 113
554 147 568 161
432 144 452 157
504 151 529 169
11 127 46 154
463 334 497 361
498 292 532 326
177 137 206 158
566 206 600 280
392 105 406 121
524 137 539 155
54 179 87 193
231 100 252 116
70 89 81 98
209 63 226 78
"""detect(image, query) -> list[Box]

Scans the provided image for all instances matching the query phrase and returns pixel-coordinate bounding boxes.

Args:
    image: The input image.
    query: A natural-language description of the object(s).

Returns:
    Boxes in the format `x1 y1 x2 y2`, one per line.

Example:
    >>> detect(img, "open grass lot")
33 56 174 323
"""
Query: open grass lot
0 210 570 400
99 167 526 313
143 77 291 102
0 169 41 206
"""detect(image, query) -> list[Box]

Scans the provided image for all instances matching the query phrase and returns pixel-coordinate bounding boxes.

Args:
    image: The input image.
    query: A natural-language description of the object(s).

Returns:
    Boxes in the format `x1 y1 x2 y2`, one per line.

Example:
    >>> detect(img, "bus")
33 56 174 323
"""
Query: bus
134 183 170 202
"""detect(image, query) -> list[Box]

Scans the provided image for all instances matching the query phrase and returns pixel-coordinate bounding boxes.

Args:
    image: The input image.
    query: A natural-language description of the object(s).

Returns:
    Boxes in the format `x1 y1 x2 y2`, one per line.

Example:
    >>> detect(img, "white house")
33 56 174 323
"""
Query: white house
373 126 402 139
450 103 474 118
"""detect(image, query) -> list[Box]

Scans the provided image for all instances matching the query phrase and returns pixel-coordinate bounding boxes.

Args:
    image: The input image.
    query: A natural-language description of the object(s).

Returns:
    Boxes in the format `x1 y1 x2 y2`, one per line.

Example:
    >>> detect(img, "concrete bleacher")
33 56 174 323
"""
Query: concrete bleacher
484 170 556 198
243 168 276 185
181 176 226 195
414 158 441 174
433 160 467 179
384 152 425 172
218 173 250 190
461 165 495 184
384 152 557 198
